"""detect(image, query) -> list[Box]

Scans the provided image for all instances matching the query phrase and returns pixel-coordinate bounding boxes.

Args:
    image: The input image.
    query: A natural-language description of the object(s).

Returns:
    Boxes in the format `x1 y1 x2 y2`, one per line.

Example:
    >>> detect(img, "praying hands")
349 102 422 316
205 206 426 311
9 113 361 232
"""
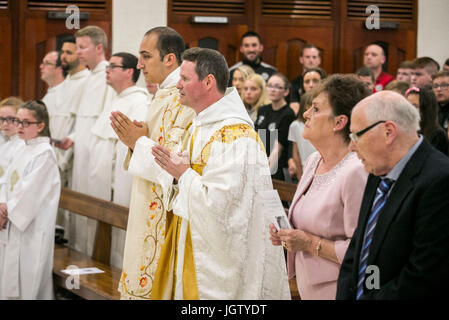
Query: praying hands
110 111 148 150
151 144 190 181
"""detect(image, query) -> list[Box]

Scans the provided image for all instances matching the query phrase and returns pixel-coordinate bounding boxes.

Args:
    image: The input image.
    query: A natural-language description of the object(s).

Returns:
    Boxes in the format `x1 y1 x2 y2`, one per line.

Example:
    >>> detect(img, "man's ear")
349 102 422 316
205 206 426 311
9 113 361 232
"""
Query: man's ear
384 121 397 145
164 53 176 67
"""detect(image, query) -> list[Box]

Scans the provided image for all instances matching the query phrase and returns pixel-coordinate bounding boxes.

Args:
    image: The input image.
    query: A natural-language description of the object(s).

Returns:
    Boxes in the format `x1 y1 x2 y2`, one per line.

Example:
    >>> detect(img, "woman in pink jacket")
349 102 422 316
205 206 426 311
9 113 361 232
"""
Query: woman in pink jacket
270 74 370 299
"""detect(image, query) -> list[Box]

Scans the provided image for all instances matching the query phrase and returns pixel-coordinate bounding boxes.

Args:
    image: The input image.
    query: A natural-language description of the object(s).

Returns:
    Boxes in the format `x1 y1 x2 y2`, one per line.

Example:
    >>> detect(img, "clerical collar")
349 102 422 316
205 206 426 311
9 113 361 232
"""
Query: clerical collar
25 136 50 145
160 67 181 90
91 60 109 74
384 135 423 182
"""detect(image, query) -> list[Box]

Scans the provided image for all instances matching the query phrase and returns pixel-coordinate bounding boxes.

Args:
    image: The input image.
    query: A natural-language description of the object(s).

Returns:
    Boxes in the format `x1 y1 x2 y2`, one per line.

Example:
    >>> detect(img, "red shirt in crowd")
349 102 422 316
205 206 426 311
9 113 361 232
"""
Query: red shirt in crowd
373 71 395 93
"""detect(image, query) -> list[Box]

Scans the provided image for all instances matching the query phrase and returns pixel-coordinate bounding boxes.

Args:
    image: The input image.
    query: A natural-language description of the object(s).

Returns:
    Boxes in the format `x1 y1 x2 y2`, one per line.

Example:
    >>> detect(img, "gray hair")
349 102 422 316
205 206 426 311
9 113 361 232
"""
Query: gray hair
364 91 420 134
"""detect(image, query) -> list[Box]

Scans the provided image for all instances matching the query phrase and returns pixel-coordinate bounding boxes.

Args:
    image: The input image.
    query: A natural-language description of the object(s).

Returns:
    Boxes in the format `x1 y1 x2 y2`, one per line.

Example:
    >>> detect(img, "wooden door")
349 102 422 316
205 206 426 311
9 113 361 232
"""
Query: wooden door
168 0 254 68
11 0 112 101
0 0 12 99
338 0 417 74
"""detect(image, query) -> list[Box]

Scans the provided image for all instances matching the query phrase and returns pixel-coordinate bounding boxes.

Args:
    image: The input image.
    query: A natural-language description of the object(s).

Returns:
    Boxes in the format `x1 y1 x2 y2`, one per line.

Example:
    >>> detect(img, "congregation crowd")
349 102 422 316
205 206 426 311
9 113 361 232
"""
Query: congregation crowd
0 25 448 300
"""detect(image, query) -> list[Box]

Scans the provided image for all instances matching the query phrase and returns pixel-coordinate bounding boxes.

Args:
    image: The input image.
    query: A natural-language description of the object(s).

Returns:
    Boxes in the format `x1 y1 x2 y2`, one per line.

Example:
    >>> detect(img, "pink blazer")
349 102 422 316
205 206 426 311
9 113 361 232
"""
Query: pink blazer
287 151 368 299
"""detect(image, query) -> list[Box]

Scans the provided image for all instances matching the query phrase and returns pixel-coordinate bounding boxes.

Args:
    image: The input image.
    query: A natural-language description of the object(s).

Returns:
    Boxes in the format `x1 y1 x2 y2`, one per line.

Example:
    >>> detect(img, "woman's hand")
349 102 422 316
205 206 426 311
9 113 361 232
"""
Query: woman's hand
278 229 313 253
269 223 282 246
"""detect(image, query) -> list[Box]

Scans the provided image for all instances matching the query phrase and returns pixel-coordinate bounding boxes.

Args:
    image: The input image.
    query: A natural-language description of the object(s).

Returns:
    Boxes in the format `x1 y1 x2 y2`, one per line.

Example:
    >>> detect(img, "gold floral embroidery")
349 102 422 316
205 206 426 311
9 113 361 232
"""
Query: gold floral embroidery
191 124 265 175
119 87 194 300
0 166 4 178
10 170 19 192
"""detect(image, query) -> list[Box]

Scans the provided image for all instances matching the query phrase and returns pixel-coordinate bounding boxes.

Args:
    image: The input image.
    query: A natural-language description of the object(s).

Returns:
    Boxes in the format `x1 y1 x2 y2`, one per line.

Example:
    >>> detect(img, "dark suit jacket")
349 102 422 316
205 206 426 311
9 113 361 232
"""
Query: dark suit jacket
336 139 449 299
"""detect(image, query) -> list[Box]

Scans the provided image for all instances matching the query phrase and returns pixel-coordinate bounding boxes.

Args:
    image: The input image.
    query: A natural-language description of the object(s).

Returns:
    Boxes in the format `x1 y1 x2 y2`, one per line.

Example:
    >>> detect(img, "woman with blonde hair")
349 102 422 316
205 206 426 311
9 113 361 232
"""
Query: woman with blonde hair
232 64 255 96
242 73 271 122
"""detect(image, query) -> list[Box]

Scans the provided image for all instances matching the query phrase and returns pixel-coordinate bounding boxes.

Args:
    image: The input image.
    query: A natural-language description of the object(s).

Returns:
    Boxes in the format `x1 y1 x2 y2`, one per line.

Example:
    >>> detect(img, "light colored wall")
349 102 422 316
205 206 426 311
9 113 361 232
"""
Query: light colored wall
417 0 449 68
111 0 449 72
112 0 167 87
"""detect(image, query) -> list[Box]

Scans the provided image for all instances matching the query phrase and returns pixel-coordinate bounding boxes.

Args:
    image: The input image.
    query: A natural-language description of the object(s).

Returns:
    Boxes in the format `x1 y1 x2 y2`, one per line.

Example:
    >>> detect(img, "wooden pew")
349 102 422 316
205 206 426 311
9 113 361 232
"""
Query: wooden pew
55 182 300 300
53 187 128 300
272 179 301 300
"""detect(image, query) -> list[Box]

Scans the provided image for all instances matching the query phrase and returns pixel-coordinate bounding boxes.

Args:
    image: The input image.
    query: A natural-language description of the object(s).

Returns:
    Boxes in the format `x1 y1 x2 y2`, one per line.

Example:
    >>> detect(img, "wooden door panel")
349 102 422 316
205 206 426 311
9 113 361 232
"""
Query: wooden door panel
258 26 334 81
0 6 12 99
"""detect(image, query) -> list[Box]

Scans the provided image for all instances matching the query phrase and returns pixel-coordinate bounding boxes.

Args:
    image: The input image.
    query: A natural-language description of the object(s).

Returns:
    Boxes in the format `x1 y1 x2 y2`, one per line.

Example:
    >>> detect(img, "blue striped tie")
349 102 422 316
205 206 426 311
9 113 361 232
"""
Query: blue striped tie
356 178 394 300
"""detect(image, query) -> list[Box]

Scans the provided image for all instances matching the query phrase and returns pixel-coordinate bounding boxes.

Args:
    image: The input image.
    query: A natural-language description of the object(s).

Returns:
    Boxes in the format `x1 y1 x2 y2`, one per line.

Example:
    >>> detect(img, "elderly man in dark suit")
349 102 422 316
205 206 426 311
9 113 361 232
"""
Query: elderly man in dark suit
336 90 449 299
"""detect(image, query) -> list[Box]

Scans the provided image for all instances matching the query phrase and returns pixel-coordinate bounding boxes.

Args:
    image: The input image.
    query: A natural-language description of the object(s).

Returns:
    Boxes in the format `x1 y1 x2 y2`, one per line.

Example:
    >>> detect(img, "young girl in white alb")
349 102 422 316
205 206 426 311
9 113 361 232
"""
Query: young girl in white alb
0 100 60 300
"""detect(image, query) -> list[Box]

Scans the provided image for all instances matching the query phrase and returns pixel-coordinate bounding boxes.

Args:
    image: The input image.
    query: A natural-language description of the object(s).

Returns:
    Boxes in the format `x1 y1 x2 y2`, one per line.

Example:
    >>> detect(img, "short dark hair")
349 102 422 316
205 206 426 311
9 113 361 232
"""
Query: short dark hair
145 27 185 64
241 31 262 44
356 66 375 83
315 74 371 143
21 100 51 138
444 58 449 67
303 67 327 79
112 52 140 83
61 35 76 45
413 57 440 75
301 44 320 57
181 47 229 94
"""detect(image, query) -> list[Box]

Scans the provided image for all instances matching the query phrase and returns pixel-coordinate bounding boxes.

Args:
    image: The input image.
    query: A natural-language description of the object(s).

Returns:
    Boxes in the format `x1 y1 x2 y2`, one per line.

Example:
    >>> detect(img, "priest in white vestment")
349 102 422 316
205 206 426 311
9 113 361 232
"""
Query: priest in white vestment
89 52 148 268
110 27 195 300
151 48 290 299
68 26 115 255
0 101 60 300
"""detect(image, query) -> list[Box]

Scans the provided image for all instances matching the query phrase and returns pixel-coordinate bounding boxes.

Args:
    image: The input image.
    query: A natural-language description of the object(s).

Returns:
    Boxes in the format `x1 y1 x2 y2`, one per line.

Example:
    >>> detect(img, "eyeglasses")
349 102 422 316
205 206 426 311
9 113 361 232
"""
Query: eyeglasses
266 84 285 90
13 119 42 128
40 62 56 67
0 117 16 124
432 83 449 90
349 120 386 143
106 64 131 70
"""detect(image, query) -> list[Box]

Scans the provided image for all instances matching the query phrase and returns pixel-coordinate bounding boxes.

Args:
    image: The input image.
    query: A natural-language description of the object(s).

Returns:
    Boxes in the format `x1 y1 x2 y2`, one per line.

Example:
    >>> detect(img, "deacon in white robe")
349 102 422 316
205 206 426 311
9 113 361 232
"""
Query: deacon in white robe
0 137 60 299
151 48 290 300
70 60 115 255
89 85 148 268
115 67 195 299
45 68 90 187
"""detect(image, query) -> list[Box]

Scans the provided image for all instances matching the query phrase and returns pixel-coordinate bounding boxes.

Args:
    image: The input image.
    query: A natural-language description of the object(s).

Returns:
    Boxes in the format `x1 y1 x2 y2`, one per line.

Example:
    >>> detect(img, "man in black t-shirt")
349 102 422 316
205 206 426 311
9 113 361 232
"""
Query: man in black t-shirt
229 31 277 86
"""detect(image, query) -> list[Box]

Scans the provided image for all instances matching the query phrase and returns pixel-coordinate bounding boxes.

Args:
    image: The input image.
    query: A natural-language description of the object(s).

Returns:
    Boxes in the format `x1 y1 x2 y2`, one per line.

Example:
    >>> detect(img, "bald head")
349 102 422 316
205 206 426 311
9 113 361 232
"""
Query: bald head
364 44 386 70
350 91 421 176
354 91 420 135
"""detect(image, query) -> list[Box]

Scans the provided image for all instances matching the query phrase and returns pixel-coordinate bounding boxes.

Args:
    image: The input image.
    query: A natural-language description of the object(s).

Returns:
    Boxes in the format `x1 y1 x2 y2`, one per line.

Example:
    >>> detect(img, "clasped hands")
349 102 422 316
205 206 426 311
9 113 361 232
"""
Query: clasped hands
110 111 148 150
151 145 190 181
269 223 313 252
0 203 8 229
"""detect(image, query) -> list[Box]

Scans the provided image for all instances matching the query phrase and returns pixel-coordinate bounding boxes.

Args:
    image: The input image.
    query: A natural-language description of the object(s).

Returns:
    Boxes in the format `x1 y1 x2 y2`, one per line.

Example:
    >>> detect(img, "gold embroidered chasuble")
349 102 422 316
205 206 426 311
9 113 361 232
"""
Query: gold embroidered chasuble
118 70 195 299
149 88 291 300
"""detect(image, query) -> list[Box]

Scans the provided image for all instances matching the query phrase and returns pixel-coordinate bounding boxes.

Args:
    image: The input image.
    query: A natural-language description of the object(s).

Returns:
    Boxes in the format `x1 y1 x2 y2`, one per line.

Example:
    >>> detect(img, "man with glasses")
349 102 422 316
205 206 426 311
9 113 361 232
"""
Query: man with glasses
89 52 148 268
337 90 449 299
432 71 449 133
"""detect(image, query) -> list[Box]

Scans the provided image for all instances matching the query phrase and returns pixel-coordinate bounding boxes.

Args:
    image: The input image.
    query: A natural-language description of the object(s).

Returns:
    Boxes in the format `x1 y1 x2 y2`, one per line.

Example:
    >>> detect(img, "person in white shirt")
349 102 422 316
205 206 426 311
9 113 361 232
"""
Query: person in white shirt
89 52 148 268
0 97 25 184
56 26 115 255
0 100 60 299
